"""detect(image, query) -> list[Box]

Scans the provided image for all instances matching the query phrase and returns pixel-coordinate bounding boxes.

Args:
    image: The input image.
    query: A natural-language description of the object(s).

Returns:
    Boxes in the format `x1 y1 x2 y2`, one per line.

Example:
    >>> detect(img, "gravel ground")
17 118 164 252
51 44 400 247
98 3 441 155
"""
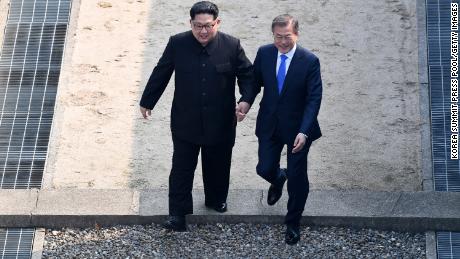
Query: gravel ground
42 224 426 258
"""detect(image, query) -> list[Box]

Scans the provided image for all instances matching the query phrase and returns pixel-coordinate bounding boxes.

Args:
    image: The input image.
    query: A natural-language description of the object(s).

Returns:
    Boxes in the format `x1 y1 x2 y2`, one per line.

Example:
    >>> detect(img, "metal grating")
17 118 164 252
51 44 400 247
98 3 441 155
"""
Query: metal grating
426 0 460 258
0 0 72 258
0 0 71 189
427 0 460 191
438 232 460 259
0 228 34 259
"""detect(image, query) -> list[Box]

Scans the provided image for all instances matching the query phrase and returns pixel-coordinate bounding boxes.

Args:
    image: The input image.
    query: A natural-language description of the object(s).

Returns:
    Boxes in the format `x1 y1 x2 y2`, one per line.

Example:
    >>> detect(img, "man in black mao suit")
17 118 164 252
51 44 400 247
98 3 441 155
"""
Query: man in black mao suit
237 14 322 245
140 1 253 231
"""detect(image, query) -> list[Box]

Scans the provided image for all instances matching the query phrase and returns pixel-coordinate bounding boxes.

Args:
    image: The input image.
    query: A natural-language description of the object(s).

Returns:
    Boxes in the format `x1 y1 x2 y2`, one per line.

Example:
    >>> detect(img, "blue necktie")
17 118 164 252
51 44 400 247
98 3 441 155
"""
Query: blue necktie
277 54 288 94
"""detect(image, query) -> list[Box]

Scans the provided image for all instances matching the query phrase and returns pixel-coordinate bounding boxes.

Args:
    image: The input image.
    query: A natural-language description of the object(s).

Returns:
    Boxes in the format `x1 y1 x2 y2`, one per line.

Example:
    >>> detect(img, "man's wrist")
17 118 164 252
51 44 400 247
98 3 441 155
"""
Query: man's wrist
300 133 308 139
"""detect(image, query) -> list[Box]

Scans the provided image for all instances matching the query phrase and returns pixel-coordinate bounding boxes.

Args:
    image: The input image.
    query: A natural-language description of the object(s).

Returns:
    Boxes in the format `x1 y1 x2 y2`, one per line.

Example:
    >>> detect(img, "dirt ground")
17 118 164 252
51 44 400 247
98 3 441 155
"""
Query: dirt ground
42 0 422 191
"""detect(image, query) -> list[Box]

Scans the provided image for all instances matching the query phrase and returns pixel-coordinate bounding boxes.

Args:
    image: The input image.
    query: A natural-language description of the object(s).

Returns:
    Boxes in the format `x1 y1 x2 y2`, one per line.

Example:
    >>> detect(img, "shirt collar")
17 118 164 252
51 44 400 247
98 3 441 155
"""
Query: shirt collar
192 31 220 55
278 44 296 60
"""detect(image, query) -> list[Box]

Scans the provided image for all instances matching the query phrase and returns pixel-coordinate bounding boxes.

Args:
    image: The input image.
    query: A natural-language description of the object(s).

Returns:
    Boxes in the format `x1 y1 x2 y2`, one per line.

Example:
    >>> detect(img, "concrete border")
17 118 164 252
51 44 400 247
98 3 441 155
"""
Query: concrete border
42 0 82 189
0 0 10 51
416 0 438 257
425 231 437 259
416 0 433 192
31 228 45 259
1 189 459 232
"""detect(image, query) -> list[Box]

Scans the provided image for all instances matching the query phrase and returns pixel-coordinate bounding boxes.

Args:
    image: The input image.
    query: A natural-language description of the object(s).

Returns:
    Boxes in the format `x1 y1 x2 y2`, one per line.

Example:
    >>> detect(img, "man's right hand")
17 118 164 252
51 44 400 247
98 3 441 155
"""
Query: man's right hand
140 106 152 119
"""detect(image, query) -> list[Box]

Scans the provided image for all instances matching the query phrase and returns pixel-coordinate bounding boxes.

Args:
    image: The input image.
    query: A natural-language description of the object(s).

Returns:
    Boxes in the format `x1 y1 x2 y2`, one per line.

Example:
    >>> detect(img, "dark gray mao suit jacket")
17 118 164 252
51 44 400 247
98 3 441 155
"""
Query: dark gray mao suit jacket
140 31 254 145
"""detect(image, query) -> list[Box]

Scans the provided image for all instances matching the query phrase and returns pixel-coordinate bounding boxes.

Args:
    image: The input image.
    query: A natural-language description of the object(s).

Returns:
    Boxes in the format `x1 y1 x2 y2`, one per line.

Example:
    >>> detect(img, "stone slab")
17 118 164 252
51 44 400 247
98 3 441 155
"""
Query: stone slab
0 189 459 232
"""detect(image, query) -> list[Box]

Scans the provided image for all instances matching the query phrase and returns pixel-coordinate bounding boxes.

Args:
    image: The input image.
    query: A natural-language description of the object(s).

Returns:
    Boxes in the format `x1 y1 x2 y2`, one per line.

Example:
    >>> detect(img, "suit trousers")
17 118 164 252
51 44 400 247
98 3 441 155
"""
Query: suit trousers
256 130 312 226
169 135 233 216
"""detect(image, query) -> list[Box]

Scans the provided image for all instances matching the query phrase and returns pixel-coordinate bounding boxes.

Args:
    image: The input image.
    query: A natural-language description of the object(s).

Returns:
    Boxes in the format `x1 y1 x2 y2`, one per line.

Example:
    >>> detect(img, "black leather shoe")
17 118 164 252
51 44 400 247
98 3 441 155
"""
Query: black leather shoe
267 169 287 206
205 202 228 213
285 224 300 245
162 216 186 232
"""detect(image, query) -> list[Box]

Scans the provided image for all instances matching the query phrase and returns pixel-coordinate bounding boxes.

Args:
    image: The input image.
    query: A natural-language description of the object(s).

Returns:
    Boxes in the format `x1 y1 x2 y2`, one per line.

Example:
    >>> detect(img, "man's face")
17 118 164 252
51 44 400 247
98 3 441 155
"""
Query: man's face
190 14 220 46
273 24 298 54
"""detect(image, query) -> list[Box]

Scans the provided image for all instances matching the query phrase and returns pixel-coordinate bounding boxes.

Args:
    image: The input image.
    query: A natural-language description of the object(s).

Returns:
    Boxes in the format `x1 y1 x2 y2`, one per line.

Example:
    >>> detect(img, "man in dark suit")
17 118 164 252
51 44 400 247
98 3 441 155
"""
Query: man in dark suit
237 14 322 245
140 1 253 231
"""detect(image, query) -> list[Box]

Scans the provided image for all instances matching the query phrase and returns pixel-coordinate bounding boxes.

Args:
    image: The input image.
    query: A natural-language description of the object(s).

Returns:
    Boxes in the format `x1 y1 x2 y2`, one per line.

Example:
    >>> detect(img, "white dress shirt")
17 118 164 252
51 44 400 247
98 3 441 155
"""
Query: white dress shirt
276 44 297 76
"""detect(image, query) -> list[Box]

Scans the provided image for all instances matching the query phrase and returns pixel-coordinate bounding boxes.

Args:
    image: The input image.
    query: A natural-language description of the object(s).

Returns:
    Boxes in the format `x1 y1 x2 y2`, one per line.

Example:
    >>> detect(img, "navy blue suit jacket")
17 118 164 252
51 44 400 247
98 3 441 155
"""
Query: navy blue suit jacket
251 44 322 145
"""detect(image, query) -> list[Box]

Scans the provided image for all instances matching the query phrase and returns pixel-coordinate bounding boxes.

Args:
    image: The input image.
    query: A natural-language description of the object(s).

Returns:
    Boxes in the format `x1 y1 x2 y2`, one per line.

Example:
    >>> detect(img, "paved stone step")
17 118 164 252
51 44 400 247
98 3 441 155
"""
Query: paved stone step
1 189 459 231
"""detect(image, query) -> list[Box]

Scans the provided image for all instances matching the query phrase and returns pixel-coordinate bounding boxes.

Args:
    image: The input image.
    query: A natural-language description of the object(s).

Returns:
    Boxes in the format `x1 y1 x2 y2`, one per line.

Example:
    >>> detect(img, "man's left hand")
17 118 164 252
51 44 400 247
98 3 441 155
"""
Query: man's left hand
292 133 307 153
235 101 251 122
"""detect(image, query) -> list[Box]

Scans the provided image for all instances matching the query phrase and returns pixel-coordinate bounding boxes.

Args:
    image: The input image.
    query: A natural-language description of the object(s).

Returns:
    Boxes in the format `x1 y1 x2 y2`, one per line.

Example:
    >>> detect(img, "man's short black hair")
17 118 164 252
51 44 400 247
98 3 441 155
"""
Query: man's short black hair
190 1 219 20
272 14 299 34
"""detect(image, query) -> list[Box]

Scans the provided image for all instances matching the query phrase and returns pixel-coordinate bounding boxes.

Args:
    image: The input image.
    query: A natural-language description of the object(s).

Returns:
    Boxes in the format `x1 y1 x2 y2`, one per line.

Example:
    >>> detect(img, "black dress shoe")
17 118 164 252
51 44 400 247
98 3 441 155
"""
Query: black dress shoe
267 169 287 206
205 202 228 213
285 224 300 245
162 216 186 232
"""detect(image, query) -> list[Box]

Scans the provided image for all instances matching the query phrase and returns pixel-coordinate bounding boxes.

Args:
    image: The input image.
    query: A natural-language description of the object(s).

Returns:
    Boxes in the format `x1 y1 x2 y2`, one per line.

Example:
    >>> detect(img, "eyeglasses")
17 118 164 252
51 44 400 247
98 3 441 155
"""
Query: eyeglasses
192 21 217 31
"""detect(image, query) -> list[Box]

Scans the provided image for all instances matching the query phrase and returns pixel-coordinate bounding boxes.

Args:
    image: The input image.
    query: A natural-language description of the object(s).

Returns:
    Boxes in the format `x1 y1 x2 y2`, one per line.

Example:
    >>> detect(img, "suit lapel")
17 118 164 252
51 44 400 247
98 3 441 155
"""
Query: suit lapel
279 47 302 97
268 46 278 95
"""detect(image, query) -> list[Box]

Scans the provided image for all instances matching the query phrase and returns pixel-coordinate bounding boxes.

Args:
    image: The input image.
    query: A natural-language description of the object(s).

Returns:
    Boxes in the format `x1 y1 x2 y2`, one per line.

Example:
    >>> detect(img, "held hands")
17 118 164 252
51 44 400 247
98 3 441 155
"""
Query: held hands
292 133 307 153
142 102 250 121
235 102 251 122
140 106 152 119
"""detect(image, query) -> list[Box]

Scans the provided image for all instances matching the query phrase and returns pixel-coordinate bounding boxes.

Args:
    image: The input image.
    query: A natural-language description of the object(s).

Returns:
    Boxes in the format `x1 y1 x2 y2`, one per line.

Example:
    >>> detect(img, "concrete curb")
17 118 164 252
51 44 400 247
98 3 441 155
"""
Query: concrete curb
31 228 45 259
1 189 459 232
416 0 438 258
425 231 437 259
416 0 433 192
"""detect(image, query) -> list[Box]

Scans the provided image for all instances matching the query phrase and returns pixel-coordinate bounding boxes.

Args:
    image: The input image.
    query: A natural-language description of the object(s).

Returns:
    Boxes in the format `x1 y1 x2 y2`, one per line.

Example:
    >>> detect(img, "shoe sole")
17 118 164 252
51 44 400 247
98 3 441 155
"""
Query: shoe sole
163 226 187 232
